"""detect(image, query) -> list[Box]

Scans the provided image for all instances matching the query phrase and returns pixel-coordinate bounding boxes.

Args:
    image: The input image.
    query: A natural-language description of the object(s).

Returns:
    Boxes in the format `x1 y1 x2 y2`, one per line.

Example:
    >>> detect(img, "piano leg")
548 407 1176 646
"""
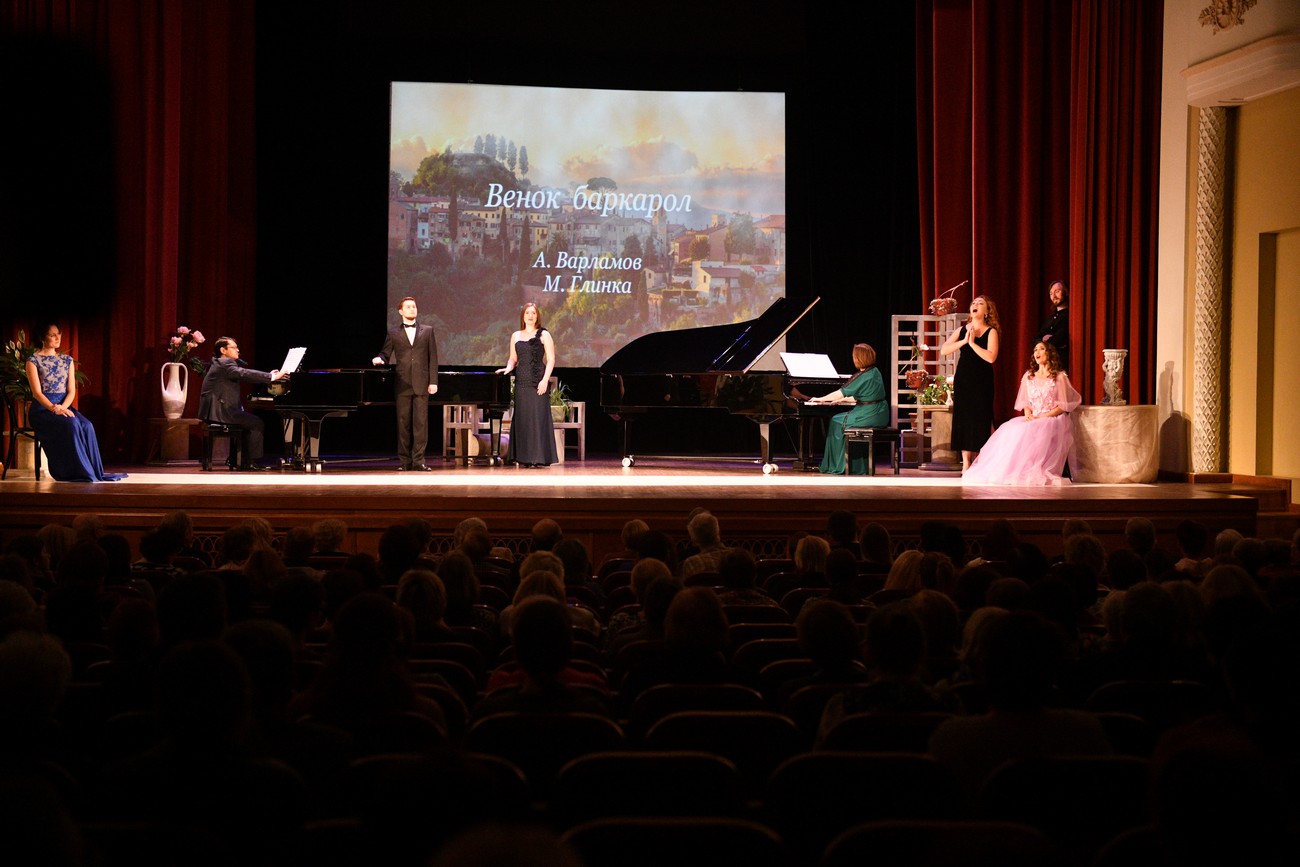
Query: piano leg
754 417 778 474
486 409 505 467
619 416 637 468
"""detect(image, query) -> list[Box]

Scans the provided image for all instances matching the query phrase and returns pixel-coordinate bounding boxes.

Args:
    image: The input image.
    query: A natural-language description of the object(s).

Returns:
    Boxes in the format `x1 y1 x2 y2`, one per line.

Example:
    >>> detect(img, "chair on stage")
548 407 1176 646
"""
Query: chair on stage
843 426 902 475
2 388 41 480
200 421 250 471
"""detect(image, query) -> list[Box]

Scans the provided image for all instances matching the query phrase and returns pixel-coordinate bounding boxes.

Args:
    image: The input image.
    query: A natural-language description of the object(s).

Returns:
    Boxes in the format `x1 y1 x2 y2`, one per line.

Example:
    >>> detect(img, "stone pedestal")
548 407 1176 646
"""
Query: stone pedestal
148 417 201 466
1070 405 1159 483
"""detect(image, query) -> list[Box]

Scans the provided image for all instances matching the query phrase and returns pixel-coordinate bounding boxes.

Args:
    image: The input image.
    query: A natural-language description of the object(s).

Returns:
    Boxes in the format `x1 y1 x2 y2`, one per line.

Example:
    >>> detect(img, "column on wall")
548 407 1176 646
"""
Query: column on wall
1192 106 1228 473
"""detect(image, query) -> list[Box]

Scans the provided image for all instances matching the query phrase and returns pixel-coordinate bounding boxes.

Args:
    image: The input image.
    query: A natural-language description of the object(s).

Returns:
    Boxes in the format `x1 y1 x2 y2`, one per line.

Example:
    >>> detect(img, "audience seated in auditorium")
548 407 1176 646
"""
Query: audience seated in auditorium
817 600 954 745
680 512 731 579
476 597 610 717
826 510 861 559
715 548 777 607
928 611 1111 803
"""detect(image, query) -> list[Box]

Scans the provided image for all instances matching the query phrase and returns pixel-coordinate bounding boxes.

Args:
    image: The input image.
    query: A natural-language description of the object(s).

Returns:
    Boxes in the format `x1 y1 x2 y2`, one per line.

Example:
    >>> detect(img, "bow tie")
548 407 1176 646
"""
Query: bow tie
403 323 417 329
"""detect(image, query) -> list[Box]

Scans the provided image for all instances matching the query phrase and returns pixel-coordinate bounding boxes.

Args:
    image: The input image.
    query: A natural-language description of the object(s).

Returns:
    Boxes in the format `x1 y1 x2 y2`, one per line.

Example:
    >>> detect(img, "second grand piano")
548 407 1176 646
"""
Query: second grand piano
599 296 844 473
263 368 509 472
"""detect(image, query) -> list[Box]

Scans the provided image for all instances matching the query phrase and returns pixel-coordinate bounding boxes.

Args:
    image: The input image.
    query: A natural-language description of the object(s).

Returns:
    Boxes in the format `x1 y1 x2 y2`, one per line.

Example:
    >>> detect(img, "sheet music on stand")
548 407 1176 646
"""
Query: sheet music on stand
779 352 842 379
279 347 307 374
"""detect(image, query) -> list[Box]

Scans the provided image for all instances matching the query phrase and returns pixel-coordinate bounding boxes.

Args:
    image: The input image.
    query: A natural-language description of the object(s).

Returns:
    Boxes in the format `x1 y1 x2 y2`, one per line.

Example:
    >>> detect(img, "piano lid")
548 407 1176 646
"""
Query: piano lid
600 296 820 375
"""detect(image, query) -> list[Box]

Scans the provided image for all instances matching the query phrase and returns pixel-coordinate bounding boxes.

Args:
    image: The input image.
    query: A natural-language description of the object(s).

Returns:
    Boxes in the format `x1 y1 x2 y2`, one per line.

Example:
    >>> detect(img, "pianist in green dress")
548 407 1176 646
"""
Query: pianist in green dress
809 343 889 475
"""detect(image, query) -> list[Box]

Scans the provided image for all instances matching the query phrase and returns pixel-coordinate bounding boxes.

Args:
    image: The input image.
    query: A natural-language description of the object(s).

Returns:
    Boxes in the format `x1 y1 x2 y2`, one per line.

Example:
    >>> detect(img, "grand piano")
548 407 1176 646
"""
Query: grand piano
600 296 849 473
259 367 509 472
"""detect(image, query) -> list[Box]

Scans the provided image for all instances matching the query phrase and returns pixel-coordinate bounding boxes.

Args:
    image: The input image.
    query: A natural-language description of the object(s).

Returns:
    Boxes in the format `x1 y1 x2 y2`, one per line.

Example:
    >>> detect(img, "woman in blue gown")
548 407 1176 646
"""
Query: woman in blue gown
811 343 889 475
497 303 558 467
25 324 125 482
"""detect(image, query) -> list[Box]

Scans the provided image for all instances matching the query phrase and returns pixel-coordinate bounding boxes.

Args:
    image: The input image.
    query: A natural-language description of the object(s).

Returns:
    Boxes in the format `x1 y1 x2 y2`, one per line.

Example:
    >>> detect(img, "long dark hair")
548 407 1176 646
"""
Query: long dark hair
1026 342 1062 378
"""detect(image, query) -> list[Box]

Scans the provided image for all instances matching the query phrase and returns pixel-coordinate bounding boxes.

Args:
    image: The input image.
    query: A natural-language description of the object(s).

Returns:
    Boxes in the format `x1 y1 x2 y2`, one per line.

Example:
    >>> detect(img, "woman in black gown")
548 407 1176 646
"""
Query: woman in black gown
497 302 557 467
941 295 1001 472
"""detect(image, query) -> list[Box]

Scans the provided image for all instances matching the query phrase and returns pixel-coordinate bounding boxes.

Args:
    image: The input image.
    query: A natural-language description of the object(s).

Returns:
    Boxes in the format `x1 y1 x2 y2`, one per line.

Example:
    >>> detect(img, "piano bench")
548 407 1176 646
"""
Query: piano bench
201 422 250 471
843 427 902 476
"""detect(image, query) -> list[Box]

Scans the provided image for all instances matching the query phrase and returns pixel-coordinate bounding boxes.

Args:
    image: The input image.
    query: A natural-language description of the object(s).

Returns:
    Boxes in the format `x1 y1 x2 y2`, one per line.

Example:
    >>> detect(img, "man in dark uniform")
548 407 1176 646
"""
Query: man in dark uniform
1037 279 1069 366
372 295 439 470
198 336 284 470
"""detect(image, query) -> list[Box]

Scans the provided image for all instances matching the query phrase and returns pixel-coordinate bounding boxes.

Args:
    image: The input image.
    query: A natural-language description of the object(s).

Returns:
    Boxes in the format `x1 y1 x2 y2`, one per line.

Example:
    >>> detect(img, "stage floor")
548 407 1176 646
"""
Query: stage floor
1 454 1290 564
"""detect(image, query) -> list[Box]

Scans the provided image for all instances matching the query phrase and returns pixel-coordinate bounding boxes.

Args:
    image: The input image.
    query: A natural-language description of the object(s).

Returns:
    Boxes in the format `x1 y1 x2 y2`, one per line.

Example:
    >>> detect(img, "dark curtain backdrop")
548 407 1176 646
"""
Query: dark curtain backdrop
1 0 256 462
916 0 1161 420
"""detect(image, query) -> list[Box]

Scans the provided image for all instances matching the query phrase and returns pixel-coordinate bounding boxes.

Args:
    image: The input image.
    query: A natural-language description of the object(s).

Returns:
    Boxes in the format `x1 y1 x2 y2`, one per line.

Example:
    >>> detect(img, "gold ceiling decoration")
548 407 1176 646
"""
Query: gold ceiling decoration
1198 0 1258 34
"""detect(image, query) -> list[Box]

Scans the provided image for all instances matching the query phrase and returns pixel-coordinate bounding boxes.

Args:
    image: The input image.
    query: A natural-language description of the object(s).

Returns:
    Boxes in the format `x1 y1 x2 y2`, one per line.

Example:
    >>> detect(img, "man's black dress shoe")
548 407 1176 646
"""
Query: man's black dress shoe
412 464 433 471
241 463 268 472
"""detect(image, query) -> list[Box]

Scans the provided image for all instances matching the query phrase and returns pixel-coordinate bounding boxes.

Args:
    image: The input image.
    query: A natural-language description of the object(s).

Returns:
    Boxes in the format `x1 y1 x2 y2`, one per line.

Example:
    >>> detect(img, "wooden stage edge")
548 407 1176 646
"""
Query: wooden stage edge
1 458 1295 565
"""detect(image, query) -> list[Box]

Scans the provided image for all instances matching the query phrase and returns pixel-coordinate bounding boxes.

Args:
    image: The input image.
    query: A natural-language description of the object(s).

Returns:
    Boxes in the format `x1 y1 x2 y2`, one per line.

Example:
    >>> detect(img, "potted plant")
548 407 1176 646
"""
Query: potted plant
550 380 572 423
902 339 930 391
918 375 953 406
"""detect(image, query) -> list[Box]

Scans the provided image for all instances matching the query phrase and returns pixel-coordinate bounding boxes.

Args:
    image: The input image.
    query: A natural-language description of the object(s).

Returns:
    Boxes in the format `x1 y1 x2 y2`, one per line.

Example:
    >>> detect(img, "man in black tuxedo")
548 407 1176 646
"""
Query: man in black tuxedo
372 296 439 470
198 336 285 470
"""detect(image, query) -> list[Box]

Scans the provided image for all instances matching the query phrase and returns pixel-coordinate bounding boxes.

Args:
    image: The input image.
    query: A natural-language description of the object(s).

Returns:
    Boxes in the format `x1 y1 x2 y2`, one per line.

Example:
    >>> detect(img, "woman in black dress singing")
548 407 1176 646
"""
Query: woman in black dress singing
941 294 1000 472
497 302 557 467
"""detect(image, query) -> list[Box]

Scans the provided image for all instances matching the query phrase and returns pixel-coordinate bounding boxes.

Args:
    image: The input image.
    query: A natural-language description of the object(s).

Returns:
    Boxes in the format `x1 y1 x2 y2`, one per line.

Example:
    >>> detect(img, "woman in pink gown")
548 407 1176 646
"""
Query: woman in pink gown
963 342 1081 486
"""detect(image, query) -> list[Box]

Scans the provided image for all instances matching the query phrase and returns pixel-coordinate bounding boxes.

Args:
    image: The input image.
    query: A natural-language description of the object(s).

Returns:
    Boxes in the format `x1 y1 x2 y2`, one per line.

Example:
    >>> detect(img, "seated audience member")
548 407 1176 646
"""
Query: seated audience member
619 587 753 708
633 530 678 576
501 561 600 638
951 563 1001 615
680 512 731 579
607 574 682 660
439 551 498 635
817 601 953 745
918 551 956 595
43 541 114 646
311 518 349 558
1062 532 1106 586
216 524 259 571
396 568 456 644
825 548 870 605
882 549 925 597
553 538 605 609
159 509 210 568
1124 516 1157 557
268 568 326 655
859 522 893 572
1103 547 1146 591
530 518 563 552
910 588 962 684
715 548 777 607
156 571 228 651
0 580 42 638
927 611 1110 802
767 536 830 601
776 598 867 705
378 523 424 585
281 526 315 567
605 557 674 642
478 597 610 711
602 518 648 567
826 510 861 559
99 533 153 601
288 592 444 732
1211 528 1244 565
132 527 185 585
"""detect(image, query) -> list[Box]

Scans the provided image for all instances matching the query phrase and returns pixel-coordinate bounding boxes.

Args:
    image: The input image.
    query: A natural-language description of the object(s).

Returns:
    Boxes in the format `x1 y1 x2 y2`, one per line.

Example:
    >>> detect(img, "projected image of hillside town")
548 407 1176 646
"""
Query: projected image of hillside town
388 82 786 367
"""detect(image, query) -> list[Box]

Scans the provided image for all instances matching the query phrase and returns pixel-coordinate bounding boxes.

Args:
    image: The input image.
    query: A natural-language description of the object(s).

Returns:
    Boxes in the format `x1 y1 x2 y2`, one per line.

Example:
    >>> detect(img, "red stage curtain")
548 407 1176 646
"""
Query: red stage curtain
916 0 1161 416
1 0 256 462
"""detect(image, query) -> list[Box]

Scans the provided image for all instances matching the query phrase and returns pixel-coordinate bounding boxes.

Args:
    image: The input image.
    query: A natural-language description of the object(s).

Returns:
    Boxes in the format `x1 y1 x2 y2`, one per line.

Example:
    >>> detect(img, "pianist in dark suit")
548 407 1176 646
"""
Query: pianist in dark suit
198 336 285 470
808 343 889 475
372 295 438 471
